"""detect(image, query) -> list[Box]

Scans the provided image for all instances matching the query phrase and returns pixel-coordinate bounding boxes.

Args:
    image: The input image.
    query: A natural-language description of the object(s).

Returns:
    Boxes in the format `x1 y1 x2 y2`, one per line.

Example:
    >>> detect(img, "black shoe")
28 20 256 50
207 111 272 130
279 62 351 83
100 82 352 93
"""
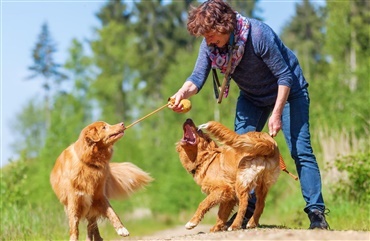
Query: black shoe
226 205 255 229
227 193 256 229
226 210 254 229
308 209 330 230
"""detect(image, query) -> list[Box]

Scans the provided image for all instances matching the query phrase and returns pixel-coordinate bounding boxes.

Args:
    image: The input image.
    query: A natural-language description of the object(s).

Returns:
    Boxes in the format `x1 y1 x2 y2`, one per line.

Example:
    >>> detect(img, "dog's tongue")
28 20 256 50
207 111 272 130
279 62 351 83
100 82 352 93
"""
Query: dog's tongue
182 124 196 144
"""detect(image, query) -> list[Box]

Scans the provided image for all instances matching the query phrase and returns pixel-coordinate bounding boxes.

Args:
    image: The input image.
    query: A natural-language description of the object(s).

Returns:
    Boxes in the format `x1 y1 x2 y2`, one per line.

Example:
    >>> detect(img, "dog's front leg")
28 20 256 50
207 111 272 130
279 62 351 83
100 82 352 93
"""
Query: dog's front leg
66 195 86 241
86 217 102 241
185 192 221 230
103 201 130 237
67 206 80 241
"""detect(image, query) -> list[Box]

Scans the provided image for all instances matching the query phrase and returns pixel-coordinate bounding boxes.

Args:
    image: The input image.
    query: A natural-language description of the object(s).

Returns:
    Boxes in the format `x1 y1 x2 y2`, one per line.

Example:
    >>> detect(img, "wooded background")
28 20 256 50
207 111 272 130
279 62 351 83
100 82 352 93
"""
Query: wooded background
1 0 369 240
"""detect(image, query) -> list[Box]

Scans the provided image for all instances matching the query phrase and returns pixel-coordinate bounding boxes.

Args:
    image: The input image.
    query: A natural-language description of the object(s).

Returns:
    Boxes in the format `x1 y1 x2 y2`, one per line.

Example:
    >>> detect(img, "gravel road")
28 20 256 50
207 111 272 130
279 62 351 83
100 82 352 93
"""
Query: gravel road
125 224 370 241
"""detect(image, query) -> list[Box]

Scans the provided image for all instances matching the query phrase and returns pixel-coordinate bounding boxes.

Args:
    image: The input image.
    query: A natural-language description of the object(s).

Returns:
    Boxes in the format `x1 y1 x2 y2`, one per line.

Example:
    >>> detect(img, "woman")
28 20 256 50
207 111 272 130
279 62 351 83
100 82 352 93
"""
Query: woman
170 0 329 230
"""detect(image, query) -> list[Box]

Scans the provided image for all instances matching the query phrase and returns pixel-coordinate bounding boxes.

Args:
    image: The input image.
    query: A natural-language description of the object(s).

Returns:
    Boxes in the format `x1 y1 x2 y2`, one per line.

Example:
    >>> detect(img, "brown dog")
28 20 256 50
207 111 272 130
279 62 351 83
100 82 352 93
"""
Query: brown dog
50 121 153 241
176 118 280 232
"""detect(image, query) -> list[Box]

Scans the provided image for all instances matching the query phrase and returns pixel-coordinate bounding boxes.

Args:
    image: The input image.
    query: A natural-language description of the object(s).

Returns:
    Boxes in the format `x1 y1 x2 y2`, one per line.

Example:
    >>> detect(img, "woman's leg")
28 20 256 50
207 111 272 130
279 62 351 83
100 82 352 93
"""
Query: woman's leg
281 89 328 228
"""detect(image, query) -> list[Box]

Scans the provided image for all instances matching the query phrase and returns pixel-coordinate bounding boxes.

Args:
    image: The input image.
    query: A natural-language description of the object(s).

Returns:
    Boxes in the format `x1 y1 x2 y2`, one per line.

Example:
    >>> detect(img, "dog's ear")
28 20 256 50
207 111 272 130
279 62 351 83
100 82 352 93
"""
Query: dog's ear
84 127 100 145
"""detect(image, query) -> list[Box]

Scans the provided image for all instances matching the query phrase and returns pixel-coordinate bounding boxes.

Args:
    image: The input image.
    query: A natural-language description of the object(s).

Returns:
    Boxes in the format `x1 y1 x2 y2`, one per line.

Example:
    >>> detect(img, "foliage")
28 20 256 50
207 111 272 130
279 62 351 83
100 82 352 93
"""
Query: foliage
230 0 262 19
1 158 29 209
27 22 67 89
332 152 370 204
131 0 193 99
27 22 68 131
281 0 327 81
9 99 47 159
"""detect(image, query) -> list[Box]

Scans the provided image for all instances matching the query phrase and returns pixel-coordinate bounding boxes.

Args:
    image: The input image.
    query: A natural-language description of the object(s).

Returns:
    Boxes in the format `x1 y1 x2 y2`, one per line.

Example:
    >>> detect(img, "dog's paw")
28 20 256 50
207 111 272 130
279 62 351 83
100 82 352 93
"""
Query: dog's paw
227 225 241 231
117 227 130 237
246 222 258 229
210 224 225 232
197 123 209 131
185 221 197 230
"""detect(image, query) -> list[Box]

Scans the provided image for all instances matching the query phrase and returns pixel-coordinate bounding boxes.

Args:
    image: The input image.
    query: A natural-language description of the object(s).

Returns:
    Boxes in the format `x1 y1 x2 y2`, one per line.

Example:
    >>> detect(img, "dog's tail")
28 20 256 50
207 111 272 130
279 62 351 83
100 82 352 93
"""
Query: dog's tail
204 121 276 157
106 162 154 199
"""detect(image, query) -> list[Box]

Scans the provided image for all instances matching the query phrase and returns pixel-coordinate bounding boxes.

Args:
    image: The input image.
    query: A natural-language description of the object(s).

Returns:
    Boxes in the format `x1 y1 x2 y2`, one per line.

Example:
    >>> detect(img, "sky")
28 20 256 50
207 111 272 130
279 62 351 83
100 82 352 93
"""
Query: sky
1 0 304 167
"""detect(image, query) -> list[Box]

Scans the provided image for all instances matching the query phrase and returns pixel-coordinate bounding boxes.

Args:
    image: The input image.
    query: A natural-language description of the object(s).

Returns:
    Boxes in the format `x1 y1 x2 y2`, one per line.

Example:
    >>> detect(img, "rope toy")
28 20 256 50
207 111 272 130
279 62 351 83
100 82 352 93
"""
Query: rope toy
125 98 191 130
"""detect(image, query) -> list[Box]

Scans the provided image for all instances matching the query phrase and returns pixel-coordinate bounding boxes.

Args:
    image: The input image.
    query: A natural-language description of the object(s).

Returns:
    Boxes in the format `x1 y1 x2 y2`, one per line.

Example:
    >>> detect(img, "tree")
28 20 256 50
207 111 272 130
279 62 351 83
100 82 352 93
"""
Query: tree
28 22 67 127
315 0 370 135
280 0 326 81
90 21 134 121
325 0 369 91
96 0 132 26
9 99 46 159
130 0 193 100
230 0 262 19
91 0 194 122
64 38 95 123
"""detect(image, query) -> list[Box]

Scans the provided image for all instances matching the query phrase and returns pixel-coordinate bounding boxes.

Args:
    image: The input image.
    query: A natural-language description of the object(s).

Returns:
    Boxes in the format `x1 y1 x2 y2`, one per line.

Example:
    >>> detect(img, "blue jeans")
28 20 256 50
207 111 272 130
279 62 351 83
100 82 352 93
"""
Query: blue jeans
234 89 325 214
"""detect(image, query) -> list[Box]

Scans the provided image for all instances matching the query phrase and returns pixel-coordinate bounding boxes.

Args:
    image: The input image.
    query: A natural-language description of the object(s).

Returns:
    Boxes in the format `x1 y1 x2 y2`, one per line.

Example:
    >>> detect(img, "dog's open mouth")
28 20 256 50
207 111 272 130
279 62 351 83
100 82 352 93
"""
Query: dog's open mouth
182 119 197 145
109 130 124 140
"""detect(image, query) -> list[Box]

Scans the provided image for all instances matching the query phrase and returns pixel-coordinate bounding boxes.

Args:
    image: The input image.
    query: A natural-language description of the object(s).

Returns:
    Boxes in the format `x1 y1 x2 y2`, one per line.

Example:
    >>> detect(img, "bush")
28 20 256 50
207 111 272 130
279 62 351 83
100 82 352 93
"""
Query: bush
333 151 370 204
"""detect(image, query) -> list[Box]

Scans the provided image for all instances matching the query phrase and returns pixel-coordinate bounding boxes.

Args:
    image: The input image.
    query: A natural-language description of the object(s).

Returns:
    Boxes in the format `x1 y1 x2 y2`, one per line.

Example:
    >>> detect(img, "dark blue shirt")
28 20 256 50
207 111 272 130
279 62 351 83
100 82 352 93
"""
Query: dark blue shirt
187 18 308 107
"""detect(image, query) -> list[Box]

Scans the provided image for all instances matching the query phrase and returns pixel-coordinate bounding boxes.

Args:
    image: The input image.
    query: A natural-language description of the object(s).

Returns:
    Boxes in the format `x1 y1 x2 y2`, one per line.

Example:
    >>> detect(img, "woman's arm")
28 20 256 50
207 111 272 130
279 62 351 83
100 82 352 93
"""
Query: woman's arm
170 39 211 112
269 85 290 137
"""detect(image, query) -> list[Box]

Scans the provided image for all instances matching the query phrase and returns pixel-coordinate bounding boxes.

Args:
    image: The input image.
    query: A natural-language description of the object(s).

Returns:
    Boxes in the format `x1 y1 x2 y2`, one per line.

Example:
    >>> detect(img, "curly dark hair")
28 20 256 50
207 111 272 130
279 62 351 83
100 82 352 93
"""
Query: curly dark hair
187 0 237 36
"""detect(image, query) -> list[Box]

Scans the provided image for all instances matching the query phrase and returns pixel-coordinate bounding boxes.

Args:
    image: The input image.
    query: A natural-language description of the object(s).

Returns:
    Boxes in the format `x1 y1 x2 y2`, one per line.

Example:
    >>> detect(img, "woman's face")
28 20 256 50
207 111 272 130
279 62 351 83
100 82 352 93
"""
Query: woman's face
203 31 230 48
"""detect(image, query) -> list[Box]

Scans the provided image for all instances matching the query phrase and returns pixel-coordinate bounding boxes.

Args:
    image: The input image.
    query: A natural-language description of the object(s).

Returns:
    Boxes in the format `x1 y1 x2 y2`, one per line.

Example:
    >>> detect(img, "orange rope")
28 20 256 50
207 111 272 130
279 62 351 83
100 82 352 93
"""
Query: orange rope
279 155 298 181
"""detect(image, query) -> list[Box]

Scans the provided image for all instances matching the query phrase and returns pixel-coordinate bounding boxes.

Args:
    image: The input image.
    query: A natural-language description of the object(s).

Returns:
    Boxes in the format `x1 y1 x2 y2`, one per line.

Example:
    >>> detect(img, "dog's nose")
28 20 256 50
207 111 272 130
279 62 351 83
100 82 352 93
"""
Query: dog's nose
120 122 125 127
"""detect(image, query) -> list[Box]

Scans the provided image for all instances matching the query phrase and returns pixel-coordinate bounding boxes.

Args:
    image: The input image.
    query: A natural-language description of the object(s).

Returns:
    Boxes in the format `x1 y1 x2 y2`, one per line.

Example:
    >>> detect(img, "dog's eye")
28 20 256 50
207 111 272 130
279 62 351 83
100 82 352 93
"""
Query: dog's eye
102 125 107 130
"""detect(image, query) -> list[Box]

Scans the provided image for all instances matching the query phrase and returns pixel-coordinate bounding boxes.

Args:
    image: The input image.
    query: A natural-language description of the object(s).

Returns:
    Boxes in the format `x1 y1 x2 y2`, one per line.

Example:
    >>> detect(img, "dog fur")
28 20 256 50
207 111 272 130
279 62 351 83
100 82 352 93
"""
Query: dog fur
176 118 280 232
50 121 153 241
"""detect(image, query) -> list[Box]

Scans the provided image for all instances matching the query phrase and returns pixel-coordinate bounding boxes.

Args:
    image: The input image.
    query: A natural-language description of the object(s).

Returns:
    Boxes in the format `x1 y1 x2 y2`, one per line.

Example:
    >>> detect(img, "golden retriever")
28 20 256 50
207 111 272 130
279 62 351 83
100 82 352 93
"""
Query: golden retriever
176 118 281 232
50 121 153 241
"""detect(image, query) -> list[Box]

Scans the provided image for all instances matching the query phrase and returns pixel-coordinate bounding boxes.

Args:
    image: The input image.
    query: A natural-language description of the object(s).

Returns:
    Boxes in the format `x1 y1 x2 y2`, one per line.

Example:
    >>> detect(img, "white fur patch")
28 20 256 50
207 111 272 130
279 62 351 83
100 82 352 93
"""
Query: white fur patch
227 226 235 231
197 123 209 131
239 158 265 188
185 222 197 229
75 191 86 196
117 227 129 236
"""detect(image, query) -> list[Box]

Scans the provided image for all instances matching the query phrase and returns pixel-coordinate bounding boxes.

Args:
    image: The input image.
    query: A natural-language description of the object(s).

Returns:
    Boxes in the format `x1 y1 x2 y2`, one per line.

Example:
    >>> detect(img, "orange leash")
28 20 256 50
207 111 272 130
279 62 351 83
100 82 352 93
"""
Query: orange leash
270 133 298 181
279 155 298 181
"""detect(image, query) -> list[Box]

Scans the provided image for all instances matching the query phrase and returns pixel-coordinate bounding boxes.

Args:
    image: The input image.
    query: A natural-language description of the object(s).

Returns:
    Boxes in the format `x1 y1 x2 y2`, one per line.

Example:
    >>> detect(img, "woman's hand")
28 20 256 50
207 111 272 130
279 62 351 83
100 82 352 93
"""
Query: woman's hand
269 85 290 137
169 81 198 113
268 113 281 137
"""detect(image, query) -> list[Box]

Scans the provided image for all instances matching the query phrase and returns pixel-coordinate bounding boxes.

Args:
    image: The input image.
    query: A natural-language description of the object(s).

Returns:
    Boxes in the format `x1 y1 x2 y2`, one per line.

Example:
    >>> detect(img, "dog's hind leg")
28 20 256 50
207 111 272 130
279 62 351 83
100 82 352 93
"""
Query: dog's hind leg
227 186 250 231
86 217 102 241
247 164 279 228
247 181 268 228
229 159 264 231
186 191 222 230
211 199 236 232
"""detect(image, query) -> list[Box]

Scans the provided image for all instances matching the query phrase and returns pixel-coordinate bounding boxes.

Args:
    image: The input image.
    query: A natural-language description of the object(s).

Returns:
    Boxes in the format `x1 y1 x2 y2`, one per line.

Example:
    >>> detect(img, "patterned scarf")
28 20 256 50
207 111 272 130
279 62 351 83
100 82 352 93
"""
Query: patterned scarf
208 13 250 74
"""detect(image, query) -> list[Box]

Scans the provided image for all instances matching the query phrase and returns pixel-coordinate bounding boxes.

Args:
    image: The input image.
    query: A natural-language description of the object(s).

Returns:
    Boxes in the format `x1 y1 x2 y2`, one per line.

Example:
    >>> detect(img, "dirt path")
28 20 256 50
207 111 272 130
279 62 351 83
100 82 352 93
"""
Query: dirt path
125 224 370 241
